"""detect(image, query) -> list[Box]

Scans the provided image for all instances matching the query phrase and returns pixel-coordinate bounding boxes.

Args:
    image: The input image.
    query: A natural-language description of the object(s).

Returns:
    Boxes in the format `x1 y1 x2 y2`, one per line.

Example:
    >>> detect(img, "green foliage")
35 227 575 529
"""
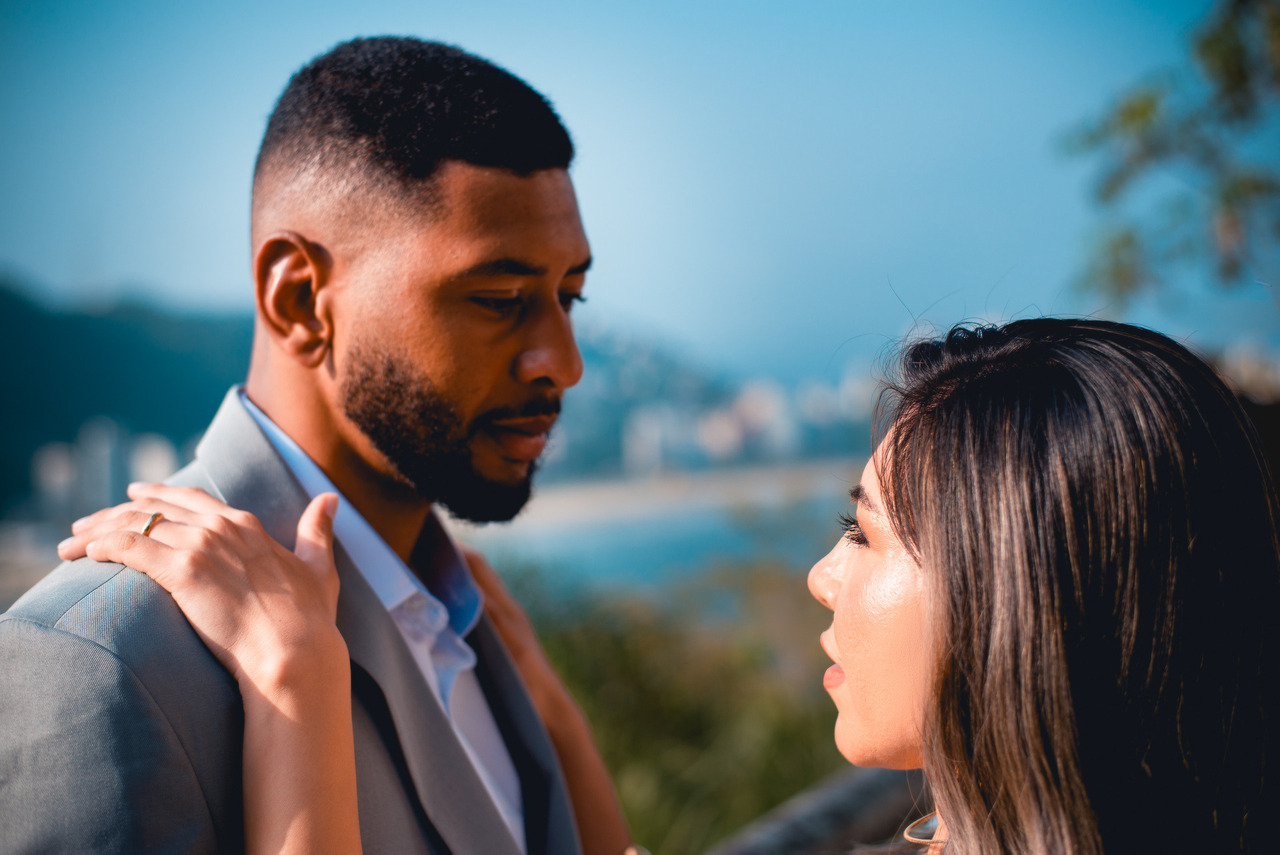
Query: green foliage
1068 0 1280 302
505 561 847 855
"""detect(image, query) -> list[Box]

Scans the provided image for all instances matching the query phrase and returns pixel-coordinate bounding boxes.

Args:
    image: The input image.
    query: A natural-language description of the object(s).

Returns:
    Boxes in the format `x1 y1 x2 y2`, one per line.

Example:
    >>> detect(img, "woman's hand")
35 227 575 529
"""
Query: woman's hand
58 482 344 692
58 482 362 854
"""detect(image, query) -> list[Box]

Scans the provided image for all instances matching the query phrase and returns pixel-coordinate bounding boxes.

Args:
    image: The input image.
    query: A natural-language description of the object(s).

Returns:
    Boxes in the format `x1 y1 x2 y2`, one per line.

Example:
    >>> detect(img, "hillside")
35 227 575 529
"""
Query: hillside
0 284 253 511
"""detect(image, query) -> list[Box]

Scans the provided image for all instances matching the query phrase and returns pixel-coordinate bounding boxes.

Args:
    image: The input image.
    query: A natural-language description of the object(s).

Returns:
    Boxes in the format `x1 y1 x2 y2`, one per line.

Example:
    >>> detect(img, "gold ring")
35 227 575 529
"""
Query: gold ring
140 512 164 537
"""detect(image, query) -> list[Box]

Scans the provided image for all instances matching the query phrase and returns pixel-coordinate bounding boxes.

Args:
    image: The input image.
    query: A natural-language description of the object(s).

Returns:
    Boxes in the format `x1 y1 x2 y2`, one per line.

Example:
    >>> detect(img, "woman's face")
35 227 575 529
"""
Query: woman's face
808 443 932 769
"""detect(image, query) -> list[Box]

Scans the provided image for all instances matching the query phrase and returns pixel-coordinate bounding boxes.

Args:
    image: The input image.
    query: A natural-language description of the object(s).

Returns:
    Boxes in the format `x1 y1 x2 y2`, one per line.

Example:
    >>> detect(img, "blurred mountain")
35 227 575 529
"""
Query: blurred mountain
0 280 253 513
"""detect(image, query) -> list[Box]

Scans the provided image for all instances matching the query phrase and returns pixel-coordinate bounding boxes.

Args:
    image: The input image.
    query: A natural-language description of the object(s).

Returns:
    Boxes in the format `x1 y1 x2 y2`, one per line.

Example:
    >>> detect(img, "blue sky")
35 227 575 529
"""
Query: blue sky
2 0 1274 383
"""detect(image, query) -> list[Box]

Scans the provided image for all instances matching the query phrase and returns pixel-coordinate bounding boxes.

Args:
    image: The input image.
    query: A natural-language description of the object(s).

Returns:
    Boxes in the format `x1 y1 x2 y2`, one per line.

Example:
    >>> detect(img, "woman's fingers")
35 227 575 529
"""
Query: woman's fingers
294 494 338 569
294 493 340 614
63 486 274 565
60 499 209 561
127 482 246 519
70 500 163 535
84 528 181 585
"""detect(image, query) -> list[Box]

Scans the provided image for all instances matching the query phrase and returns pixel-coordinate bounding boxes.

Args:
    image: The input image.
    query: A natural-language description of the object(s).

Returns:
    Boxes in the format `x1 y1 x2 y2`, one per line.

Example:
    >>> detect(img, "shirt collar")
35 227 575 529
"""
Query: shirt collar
239 390 482 637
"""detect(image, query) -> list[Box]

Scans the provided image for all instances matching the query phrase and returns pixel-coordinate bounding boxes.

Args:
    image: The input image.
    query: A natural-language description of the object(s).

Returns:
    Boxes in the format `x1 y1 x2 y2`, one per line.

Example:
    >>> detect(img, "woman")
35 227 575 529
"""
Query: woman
807 318 1279 851
62 318 1280 852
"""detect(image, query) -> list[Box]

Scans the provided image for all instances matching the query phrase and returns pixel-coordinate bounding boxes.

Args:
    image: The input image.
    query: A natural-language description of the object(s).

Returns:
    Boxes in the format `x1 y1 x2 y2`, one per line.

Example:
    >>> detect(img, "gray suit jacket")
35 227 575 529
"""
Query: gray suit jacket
0 389 582 855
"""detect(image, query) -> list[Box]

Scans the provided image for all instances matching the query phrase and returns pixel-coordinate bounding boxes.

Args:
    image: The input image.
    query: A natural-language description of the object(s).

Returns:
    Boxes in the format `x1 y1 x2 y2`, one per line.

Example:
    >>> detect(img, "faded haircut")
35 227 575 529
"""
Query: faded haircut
254 37 574 206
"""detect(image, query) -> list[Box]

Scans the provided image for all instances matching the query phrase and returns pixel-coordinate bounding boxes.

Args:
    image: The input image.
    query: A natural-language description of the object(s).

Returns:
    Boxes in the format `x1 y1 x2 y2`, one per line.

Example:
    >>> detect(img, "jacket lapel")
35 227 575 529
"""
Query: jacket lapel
193 389 523 855
469 618 582 855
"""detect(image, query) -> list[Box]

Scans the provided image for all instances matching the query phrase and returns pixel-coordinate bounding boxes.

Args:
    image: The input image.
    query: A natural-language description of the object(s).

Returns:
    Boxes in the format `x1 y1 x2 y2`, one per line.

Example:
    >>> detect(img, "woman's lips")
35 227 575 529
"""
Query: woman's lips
485 415 556 462
820 630 845 688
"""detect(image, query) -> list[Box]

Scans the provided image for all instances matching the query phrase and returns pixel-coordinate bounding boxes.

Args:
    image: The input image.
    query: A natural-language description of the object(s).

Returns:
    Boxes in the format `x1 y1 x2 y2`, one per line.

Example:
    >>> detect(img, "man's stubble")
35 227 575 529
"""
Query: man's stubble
339 344 541 523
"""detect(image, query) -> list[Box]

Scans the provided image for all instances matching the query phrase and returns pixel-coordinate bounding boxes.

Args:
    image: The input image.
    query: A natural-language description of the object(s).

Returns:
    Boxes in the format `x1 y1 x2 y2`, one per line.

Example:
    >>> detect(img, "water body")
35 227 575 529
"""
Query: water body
447 457 865 592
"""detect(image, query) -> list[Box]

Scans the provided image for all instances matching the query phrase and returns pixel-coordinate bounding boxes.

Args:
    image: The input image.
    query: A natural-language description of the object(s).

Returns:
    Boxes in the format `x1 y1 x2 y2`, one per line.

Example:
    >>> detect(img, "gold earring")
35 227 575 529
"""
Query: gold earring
903 810 940 845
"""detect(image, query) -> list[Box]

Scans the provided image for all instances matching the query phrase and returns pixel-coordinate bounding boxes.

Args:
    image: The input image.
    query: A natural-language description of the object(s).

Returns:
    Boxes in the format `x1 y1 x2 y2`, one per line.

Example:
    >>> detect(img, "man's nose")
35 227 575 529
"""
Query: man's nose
516 303 584 389
808 546 842 611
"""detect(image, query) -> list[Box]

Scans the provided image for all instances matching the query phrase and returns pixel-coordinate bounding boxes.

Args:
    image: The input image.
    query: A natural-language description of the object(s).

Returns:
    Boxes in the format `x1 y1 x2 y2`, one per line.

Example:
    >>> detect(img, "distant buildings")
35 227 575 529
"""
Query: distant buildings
30 418 182 524
620 373 875 478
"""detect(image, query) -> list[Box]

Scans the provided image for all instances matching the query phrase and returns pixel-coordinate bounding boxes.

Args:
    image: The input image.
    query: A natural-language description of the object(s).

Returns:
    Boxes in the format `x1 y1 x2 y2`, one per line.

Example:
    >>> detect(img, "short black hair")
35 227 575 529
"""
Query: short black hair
255 37 573 192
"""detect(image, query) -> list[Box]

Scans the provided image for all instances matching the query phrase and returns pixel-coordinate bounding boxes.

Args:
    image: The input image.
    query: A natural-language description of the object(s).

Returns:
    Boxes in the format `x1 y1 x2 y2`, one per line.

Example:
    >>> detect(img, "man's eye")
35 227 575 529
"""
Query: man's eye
560 293 587 312
472 296 524 315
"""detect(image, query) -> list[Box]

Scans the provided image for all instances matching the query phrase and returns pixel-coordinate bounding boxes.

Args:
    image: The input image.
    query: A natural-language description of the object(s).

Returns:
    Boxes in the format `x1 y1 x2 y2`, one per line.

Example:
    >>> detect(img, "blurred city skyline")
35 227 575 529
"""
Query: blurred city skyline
3 0 1275 386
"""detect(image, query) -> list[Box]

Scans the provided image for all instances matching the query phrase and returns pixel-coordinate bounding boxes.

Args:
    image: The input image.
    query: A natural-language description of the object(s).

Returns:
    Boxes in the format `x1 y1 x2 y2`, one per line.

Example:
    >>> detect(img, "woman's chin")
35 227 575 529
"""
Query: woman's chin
833 721 924 770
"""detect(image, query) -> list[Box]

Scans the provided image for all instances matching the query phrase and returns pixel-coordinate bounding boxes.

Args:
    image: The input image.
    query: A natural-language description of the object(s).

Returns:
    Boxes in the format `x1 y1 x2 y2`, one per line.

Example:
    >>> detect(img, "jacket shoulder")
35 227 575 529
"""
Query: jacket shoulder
0 558 245 852
4 456 221 660
0 552 242 742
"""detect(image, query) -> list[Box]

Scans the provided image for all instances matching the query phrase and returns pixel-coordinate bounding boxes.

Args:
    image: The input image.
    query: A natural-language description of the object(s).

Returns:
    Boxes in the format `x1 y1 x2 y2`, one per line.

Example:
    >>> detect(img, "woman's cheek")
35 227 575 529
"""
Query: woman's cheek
835 552 931 764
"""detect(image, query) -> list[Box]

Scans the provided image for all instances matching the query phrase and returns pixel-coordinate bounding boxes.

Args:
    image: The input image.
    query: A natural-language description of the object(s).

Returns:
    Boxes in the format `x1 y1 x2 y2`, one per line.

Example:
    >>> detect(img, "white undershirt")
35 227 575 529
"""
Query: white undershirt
241 394 526 852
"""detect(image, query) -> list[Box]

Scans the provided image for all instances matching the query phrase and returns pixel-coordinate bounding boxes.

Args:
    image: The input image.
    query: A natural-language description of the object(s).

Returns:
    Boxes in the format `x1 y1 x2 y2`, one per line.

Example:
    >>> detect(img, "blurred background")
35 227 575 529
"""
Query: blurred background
3 1 1278 851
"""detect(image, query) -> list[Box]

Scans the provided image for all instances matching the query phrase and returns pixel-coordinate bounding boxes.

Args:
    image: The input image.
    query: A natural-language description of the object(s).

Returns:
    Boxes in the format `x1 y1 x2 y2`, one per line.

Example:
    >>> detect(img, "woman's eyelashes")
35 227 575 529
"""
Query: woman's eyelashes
838 512 868 547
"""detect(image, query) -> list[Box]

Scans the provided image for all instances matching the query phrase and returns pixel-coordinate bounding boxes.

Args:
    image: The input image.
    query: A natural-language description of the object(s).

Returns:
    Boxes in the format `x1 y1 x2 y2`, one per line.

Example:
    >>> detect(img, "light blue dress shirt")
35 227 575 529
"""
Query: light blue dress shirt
241 394 526 852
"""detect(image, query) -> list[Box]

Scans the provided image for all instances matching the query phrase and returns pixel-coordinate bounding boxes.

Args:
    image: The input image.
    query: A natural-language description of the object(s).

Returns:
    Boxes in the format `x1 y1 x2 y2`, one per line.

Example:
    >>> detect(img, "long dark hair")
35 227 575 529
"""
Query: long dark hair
876 318 1279 853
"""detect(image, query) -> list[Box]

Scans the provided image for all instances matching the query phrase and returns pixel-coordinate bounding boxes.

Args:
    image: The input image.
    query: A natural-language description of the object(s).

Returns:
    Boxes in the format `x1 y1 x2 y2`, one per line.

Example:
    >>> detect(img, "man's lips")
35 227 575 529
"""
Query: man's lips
483 415 557 462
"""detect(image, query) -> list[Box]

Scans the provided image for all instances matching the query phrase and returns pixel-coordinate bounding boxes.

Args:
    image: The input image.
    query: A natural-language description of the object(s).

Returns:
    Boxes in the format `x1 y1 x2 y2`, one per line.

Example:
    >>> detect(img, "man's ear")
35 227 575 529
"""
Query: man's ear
254 231 333 367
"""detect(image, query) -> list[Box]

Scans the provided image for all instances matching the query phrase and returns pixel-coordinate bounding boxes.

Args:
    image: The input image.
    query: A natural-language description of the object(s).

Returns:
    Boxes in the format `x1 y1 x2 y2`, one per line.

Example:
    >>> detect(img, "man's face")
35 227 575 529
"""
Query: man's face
333 161 589 522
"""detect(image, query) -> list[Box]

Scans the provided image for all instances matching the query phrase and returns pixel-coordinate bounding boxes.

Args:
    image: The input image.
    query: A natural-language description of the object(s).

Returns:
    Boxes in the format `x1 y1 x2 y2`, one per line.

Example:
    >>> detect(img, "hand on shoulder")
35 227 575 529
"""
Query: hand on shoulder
58 483 347 691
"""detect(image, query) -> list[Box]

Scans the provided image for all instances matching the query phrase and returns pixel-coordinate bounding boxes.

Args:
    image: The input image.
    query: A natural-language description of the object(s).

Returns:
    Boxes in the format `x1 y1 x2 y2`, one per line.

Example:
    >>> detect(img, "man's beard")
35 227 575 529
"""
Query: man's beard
339 346 553 523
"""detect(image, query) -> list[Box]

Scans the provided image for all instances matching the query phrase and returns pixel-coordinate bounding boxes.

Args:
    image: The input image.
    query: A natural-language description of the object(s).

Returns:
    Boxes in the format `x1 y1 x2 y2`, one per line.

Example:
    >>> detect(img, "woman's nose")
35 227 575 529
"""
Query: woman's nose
807 544 843 610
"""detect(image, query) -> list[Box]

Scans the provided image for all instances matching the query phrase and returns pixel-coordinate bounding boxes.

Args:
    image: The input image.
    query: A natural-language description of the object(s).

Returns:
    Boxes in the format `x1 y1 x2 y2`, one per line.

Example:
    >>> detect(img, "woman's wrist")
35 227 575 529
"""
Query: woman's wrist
237 624 350 698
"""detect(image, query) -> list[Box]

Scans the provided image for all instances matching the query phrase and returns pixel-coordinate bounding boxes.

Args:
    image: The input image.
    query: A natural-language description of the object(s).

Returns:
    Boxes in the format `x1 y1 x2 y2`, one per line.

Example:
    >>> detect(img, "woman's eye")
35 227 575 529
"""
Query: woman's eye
838 512 868 547
560 292 587 312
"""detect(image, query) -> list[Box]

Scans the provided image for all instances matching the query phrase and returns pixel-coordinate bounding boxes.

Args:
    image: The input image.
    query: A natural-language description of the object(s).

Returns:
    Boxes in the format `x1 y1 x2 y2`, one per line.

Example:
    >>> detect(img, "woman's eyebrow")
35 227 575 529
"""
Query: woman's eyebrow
849 484 880 514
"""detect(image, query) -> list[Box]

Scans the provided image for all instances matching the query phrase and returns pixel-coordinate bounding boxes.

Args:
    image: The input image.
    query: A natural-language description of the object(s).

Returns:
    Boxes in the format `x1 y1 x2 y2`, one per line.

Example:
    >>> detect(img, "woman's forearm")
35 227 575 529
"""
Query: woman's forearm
540 689 632 855
239 630 362 855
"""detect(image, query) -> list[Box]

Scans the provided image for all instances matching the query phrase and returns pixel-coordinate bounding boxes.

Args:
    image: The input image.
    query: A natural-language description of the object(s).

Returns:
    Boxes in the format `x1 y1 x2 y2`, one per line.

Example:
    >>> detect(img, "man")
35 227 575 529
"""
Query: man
0 37 625 854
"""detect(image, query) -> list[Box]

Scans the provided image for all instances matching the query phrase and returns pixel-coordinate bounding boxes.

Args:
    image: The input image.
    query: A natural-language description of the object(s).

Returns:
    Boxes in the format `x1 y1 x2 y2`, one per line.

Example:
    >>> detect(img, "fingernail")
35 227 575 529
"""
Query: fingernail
57 537 74 552
85 540 99 553
324 494 339 521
